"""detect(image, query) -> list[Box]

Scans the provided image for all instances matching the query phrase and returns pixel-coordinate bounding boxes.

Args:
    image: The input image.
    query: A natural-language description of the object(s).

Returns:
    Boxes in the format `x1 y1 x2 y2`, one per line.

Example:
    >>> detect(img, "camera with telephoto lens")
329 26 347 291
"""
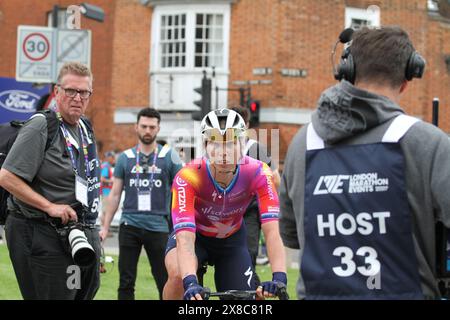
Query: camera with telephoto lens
56 222 96 267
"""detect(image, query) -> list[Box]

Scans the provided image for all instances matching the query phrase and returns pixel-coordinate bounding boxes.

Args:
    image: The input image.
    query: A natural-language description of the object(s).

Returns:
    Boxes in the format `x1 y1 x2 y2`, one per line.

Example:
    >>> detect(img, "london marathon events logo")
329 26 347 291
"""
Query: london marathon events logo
0 90 39 113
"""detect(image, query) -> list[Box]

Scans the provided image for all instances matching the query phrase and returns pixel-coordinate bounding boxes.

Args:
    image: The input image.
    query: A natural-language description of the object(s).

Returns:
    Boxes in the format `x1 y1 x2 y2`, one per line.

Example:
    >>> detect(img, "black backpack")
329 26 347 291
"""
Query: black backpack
0 110 59 225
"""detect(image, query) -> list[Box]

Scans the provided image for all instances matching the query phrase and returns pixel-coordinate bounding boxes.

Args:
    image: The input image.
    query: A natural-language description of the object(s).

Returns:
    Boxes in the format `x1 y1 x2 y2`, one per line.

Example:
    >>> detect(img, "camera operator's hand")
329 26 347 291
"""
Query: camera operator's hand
46 204 77 225
183 275 205 300
99 227 108 242
257 272 287 299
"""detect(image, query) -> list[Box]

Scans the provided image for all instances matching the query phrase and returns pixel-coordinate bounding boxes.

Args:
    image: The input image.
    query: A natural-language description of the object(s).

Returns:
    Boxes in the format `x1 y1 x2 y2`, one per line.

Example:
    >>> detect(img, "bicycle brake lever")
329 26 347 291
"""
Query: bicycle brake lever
275 282 289 300
202 287 211 300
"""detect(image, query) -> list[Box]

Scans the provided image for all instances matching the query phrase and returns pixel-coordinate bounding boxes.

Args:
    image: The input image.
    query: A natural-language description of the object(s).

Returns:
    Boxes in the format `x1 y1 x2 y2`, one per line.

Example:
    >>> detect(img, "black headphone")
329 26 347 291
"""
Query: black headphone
333 28 426 84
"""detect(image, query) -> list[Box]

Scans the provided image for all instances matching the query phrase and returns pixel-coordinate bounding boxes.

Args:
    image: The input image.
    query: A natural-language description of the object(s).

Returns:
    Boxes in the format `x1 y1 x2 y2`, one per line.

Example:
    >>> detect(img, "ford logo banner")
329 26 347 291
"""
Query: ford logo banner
0 77 50 124
0 90 40 113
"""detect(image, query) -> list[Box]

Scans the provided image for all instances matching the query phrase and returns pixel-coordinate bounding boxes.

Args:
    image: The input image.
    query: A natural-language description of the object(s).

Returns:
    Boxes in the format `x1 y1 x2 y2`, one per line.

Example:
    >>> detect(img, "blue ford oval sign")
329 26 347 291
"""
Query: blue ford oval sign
0 77 50 124
0 90 40 113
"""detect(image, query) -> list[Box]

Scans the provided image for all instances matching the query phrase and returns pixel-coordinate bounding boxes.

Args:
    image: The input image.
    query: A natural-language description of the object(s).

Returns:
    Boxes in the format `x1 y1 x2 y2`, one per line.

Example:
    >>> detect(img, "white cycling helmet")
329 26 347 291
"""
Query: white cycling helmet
200 108 246 142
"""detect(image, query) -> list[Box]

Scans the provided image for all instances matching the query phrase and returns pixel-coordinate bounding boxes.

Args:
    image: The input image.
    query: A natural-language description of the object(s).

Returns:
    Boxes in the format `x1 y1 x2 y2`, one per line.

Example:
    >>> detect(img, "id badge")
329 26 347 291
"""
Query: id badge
75 175 89 207
138 191 151 211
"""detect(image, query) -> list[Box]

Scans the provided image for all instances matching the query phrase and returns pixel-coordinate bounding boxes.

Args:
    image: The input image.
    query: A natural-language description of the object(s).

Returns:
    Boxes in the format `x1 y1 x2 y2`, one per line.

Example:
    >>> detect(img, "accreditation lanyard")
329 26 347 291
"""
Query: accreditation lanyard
57 112 90 207
135 145 158 211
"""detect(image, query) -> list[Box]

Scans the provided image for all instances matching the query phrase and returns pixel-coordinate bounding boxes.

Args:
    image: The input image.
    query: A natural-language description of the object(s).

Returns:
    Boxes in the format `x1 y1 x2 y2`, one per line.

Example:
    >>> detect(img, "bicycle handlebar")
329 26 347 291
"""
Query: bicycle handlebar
203 288 256 300
203 283 289 300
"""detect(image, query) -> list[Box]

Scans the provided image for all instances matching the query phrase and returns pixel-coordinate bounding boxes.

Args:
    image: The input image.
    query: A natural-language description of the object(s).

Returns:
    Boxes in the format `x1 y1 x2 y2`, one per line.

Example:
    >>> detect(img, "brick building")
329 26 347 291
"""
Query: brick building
0 0 449 167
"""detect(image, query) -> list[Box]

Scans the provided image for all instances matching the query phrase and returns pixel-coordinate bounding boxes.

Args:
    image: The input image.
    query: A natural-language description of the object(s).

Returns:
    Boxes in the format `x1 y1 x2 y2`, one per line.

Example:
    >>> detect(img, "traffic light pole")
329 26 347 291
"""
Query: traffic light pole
212 85 260 126
432 97 439 127
239 88 245 106
213 86 251 109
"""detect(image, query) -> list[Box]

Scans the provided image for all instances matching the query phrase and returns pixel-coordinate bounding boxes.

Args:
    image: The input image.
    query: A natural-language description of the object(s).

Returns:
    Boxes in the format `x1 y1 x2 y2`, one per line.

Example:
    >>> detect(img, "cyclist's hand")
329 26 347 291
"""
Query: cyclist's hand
183 275 204 300
257 272 287 299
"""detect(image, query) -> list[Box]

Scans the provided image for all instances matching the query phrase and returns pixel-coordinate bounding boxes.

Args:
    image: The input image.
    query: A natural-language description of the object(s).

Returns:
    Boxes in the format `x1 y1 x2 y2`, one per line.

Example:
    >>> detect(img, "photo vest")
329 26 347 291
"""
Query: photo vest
121 145 172 216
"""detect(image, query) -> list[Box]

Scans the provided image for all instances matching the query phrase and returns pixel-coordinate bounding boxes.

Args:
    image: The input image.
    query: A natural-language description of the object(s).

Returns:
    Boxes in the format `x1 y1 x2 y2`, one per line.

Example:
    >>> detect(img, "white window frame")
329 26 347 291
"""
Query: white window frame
427 0 439 12
151 4 230 73
194 13 224 69
159 13 187 68
345 7 380 30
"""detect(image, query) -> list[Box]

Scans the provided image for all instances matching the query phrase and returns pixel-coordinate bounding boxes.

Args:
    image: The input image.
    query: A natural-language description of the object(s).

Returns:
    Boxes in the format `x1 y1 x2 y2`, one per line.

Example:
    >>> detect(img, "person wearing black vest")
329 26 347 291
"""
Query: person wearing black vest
100 108 182 300
279 26 450 299
0 62 101 300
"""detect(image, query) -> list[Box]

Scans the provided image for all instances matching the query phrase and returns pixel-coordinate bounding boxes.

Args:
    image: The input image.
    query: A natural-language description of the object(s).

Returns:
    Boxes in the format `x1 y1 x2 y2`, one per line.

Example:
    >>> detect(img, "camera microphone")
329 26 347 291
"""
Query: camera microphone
339 28 354 44
331 28 354 79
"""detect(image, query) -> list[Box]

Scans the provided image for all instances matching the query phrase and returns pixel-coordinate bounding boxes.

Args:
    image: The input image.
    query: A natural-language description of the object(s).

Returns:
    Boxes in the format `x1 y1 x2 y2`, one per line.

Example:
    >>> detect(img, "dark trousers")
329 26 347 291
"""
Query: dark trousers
118 224 168 300
5 213 101 300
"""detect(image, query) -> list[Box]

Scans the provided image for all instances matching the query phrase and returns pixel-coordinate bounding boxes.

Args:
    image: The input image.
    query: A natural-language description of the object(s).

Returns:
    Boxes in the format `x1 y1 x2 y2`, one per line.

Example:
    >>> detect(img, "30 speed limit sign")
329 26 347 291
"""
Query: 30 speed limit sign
23 33 51 61
16 26 55 83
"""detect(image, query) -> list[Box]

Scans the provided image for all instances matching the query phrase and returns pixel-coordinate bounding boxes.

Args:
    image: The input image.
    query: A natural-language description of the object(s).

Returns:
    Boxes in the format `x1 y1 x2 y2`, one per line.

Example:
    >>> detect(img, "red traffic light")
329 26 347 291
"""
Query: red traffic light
247 100 260 127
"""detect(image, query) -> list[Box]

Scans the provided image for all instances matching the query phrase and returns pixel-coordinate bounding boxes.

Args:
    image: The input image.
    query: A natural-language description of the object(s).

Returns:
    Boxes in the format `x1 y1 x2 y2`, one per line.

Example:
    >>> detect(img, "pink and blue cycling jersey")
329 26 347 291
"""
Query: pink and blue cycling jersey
171 156 279 238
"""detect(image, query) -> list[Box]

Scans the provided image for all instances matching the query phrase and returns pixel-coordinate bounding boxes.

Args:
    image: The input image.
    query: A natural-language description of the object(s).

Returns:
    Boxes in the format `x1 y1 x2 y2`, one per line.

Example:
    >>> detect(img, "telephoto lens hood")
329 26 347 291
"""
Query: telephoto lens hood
68 227 96 266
